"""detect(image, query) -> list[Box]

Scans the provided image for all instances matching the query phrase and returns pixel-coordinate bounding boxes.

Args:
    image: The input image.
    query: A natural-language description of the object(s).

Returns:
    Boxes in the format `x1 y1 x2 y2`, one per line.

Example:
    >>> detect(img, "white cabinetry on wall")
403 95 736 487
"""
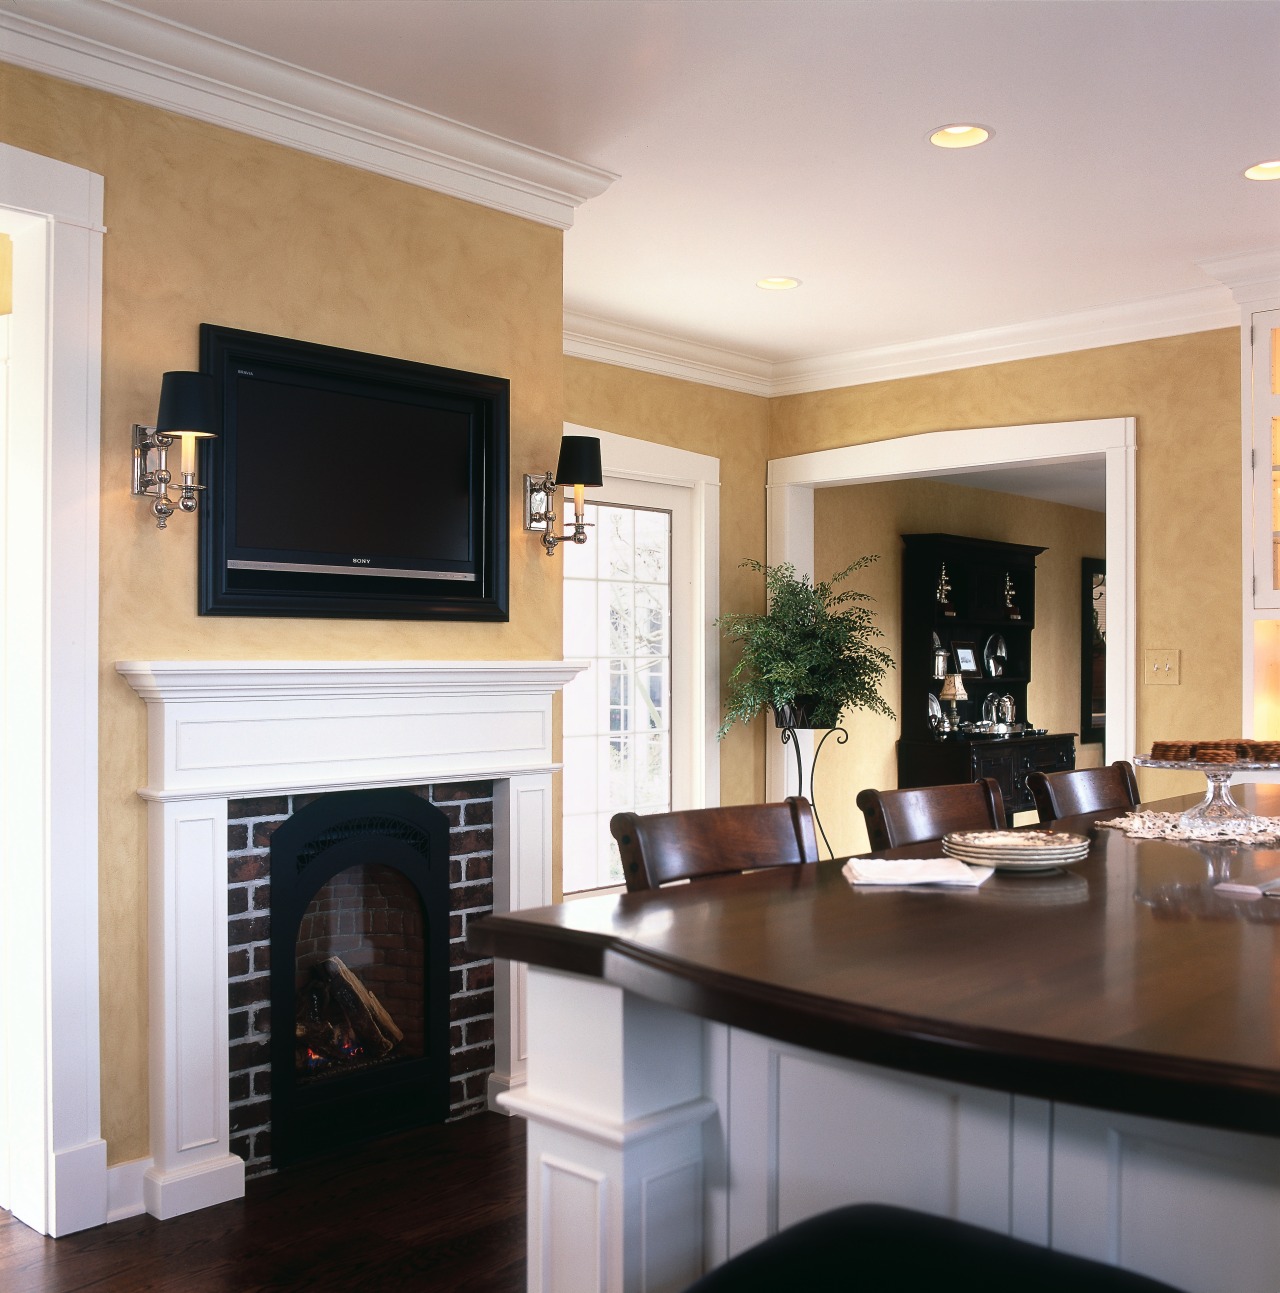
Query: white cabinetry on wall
1248 304 1280 738
1207 249 1280 735
1248 309 1280 610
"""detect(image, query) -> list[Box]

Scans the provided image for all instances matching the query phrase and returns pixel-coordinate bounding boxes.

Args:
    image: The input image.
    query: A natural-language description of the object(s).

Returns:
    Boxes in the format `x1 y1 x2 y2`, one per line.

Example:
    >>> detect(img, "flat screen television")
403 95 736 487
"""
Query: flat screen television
198 326 508 620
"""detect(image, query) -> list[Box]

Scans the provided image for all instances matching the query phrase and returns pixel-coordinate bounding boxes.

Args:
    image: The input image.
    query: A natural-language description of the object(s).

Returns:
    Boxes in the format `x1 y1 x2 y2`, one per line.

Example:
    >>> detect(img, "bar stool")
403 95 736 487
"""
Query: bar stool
1026 760 1140 823
609 798 819 892
682 1203 1182 1292
855 778 1006 852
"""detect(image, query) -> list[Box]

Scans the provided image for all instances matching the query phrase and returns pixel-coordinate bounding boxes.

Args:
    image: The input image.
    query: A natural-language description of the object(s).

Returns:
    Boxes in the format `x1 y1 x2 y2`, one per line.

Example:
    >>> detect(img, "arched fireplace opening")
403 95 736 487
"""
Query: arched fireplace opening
268 788 452 1167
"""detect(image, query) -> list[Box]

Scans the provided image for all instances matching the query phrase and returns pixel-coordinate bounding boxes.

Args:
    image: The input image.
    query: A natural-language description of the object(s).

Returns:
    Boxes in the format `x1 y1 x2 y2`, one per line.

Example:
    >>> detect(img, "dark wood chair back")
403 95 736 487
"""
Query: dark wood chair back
610 799 819 892
1025 760 1140 823
855 779 1006 852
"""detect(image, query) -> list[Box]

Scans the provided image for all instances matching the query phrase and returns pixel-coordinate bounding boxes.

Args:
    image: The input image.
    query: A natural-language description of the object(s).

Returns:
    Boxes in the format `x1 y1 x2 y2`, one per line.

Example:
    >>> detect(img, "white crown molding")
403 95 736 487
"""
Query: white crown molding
566 283 1244 397
0 0 616 230
563 310 773 397
1198 249 1280 308
768 285 1240 395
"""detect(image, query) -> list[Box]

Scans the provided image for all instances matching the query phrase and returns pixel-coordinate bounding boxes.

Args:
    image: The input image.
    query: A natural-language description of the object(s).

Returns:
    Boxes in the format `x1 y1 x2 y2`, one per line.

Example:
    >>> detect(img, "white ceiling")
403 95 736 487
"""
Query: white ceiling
923 459 1106 512
2 0 1272 504
70 0 1280 367
4 0 1276 409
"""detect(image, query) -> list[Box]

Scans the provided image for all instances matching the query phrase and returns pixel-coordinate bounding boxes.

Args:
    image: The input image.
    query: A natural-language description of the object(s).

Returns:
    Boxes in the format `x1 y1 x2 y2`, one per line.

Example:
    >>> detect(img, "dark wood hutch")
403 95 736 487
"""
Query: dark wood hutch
897 533 1075 815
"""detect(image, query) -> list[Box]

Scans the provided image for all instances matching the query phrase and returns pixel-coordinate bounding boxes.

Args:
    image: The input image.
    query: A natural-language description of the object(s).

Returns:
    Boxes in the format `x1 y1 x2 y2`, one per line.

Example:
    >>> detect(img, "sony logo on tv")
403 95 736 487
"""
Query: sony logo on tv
351 558 371 565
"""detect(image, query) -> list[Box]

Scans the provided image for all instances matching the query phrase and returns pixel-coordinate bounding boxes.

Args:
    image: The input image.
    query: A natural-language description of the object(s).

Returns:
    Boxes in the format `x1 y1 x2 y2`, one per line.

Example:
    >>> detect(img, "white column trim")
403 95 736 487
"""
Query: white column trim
515 967 713 1293
489 771 555 1107
764 483 815 802
0 143 105 1237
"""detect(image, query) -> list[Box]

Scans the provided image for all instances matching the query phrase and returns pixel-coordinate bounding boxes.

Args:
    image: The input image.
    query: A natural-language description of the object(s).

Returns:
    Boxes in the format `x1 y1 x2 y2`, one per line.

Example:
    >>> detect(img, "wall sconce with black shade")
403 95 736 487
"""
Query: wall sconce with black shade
523 435 603 556
132 371 218 529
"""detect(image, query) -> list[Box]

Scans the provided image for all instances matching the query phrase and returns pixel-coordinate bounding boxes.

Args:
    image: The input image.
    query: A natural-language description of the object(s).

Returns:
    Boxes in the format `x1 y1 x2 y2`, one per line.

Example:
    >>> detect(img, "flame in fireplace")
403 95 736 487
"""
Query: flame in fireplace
296 955 403 1077
302 1035 365 1073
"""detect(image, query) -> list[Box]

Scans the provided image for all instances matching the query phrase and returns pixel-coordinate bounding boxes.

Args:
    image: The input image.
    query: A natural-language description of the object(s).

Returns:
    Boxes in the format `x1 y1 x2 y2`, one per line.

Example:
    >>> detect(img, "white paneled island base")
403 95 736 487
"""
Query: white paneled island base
509 966 1280 1293
470 799 1280 1293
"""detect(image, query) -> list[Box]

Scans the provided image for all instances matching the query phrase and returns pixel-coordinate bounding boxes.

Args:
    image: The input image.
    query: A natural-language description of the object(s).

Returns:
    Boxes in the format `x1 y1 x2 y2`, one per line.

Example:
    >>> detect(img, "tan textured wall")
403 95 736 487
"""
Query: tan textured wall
813 481 1106 855
772 330 1243 807
4 63 565 1164
3 60 1245 1168
564 356 771 806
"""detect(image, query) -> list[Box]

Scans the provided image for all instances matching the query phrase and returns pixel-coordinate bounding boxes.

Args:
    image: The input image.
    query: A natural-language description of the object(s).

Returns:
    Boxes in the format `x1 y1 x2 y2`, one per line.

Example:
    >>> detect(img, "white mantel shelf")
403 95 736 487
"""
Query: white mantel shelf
117 659 583 802
116 657 583 1222
116 659 584 700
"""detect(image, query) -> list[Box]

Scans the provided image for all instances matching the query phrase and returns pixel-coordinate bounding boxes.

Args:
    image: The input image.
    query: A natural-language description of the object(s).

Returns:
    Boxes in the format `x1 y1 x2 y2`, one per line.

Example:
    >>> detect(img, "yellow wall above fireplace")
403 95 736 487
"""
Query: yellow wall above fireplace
3 60 566 1165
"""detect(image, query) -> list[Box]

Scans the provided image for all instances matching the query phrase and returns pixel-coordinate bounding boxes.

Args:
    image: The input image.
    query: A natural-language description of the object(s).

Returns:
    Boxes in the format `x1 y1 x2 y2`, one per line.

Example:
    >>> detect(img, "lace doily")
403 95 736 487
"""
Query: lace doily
1097 810 1280 844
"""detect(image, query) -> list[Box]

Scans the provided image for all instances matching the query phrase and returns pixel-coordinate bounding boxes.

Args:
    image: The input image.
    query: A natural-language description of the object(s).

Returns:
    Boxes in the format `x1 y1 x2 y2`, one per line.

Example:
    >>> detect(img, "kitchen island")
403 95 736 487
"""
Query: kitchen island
467 788 1280 1293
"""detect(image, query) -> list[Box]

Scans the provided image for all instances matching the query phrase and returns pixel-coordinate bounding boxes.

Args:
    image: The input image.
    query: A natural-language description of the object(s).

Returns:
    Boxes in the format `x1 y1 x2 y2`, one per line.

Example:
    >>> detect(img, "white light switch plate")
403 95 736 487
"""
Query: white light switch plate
1145 649 1180 684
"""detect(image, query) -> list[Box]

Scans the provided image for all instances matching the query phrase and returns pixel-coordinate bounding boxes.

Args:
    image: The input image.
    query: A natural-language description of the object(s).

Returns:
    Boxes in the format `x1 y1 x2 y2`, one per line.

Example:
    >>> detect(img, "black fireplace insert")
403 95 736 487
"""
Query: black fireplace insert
268 788 451 1166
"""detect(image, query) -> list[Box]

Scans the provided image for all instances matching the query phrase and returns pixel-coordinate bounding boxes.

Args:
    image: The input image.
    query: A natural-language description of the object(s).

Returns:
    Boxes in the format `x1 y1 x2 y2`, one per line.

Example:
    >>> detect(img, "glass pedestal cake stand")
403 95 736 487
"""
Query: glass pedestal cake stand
1134 755 1280 831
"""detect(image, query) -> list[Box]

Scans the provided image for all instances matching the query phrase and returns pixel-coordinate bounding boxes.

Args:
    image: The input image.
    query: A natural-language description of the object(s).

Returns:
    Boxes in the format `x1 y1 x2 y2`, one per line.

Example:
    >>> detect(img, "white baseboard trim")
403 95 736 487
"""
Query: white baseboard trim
49 1138 107 1236
106 1156 152 1224
487 1069 523 1115
142 1154 245 1222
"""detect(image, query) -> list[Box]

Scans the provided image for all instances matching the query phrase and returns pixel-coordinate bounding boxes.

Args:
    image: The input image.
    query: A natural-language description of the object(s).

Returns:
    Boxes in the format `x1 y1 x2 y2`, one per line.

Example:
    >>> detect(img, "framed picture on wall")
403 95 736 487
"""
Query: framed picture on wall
951 641 982 677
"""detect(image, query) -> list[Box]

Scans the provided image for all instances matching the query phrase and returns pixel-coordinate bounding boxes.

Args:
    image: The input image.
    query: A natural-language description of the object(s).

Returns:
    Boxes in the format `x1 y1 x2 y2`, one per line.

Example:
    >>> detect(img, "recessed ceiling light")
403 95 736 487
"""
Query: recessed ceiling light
1245 160 1280 181
929 124 992 149
756 276 801 290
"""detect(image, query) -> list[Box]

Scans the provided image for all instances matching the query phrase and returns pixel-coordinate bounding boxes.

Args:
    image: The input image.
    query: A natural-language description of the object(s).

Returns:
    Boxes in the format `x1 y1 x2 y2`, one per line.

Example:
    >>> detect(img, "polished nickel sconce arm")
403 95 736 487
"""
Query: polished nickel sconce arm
132 425 208 528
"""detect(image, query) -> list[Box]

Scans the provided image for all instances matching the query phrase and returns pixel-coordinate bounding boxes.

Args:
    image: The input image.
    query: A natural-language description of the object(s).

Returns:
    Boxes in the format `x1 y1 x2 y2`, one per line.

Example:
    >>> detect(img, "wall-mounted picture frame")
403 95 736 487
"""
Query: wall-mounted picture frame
951 641 982 677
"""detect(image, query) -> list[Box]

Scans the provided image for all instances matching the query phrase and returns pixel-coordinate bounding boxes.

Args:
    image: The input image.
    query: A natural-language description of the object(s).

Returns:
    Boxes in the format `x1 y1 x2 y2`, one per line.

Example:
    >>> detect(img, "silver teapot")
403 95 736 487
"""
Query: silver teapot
983 693 1017 729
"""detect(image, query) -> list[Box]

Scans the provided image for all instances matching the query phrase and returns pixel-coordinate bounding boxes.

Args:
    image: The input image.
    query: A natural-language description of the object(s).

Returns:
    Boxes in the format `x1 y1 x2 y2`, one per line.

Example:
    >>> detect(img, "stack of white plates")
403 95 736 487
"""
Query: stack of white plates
942 829 1091 873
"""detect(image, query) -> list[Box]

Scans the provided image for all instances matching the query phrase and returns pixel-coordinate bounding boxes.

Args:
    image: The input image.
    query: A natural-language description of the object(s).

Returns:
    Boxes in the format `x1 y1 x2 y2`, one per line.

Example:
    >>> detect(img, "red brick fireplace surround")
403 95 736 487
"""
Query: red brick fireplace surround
227 783 497 1177
117 660 580 1221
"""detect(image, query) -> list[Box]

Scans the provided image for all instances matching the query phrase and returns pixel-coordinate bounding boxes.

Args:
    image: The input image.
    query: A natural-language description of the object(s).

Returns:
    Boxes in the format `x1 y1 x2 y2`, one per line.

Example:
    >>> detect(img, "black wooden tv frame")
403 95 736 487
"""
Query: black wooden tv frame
198 325 509 621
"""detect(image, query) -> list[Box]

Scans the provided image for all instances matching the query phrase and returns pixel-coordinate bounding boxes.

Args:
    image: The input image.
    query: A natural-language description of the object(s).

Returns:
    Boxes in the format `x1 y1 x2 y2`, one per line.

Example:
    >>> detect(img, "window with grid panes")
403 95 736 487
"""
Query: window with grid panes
561 502 672 892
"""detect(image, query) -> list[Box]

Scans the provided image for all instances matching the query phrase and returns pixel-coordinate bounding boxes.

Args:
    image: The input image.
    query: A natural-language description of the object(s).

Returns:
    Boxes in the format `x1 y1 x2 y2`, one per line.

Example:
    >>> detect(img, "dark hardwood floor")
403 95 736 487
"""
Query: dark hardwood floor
0 1113 525 1293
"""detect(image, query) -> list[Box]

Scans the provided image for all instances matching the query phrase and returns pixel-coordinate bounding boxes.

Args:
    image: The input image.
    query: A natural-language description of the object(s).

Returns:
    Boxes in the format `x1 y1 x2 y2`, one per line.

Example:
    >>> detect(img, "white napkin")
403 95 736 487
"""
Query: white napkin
842 857 994 888
1213 879 1280 899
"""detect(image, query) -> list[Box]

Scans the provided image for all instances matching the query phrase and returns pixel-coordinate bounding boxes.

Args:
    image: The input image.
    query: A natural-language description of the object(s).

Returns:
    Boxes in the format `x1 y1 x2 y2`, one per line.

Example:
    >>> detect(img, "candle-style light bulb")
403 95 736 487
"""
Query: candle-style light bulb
179 433 196 477
573 481 585 522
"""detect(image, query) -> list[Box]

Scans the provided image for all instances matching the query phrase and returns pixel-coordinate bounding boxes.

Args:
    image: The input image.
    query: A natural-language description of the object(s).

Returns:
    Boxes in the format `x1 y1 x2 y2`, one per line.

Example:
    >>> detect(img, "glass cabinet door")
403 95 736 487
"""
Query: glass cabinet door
1253 310 1280 609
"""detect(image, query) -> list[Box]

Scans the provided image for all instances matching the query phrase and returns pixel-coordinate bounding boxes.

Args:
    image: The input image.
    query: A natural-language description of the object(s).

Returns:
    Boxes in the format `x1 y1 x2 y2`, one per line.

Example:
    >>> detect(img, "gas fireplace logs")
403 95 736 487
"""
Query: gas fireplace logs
296 955 405 1068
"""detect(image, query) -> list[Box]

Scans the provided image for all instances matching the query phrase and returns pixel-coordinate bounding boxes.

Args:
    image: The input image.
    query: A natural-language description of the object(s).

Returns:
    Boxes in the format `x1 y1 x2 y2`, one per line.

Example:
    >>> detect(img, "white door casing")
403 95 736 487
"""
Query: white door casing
562 479 687 891
0 143 106 1236
564 425 721 811
765 419 1136 800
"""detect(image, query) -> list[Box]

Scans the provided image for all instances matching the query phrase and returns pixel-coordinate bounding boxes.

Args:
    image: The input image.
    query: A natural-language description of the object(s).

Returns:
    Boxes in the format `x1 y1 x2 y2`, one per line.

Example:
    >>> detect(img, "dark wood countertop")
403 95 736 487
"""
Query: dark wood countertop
467 786 1280 1137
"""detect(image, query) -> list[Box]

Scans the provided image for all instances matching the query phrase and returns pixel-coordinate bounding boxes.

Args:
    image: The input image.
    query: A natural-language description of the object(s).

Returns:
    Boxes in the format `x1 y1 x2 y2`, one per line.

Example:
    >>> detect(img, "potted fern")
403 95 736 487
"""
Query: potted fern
717 557 895 738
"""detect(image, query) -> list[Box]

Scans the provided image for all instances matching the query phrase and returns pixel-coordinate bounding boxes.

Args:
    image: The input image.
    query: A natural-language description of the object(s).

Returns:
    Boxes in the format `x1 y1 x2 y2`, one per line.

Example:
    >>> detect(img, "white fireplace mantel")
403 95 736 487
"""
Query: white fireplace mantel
117 658 583 1221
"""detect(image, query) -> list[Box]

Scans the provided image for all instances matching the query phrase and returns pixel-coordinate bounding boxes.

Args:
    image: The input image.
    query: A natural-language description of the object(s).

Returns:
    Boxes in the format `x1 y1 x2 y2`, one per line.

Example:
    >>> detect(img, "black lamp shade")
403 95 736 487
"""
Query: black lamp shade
156 371 218 436
554 435 603 488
